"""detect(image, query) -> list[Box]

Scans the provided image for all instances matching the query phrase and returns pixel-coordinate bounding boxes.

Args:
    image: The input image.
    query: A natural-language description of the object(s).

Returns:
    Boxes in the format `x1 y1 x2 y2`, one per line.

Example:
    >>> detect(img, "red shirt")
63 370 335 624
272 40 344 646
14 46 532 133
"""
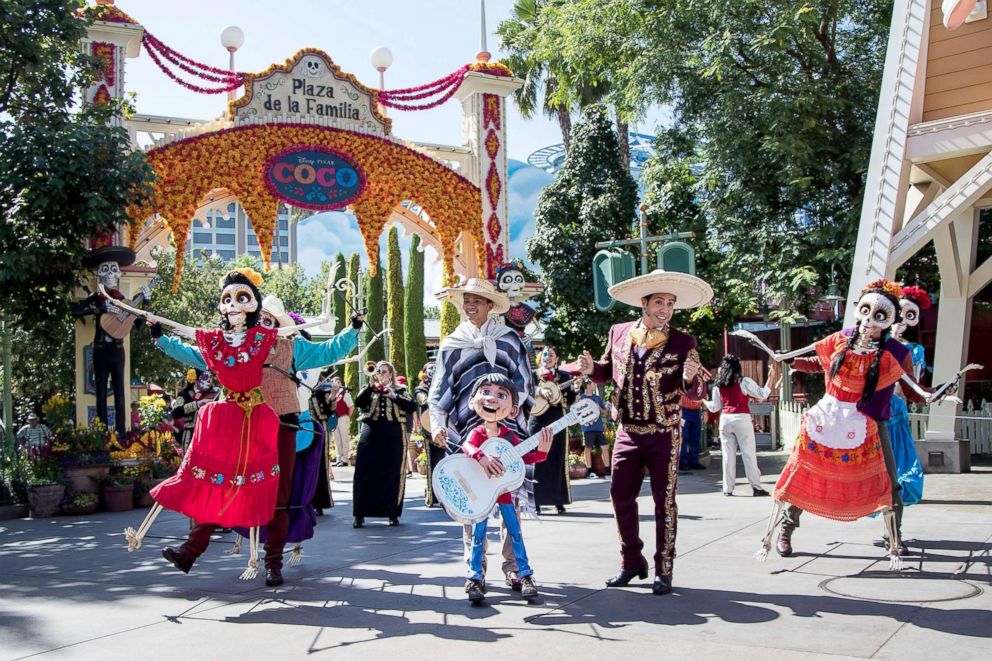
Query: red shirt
462 423 547 505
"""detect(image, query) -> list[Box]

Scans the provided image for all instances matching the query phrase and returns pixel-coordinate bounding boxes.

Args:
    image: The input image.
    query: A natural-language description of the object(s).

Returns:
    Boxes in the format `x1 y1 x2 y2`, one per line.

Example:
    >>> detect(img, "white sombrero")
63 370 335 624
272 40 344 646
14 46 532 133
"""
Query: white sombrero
442 278 511 315
608 269 714 310
261 294 295 328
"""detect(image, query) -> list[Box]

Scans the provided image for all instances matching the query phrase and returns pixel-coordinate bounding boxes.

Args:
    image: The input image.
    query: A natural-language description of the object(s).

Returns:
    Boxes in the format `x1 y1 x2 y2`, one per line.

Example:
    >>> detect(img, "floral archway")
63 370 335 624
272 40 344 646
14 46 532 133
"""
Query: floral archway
128 123 484 283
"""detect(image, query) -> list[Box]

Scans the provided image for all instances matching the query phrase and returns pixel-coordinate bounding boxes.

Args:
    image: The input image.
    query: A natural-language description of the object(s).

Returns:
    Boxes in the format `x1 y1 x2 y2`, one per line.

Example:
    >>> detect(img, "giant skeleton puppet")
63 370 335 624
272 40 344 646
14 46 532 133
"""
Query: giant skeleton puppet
733 280 979 570
106 268 333 581
495 259 543 353
72 245 151 436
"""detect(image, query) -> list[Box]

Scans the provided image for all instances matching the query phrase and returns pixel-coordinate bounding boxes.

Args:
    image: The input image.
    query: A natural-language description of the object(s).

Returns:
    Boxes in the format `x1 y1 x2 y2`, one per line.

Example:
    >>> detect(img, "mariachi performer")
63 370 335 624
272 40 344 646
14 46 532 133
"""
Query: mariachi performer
171 369 219 452
495 259 540 354
578 269 711 596
740 279 977 568
352 360 417 528
415 360 445 507
113 268 326 579
530 346 577 514
148 289 360 586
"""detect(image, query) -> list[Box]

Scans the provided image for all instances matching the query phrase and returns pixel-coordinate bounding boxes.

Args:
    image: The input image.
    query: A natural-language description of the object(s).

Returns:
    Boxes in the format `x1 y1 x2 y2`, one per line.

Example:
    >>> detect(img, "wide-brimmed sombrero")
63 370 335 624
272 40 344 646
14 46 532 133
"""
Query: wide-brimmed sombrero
608 269 713 310
261 295 296 329
82 245 136 269
441 278 510 315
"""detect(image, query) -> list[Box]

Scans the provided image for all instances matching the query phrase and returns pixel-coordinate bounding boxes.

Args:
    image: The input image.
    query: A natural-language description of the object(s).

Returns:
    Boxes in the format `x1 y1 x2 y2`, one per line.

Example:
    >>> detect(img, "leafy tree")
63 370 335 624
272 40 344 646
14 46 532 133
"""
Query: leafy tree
529 0 891 317
0 1 153 327
403 234 427 380
6 313 75 422
265 262 316 315
364 252 385 364
385 227 406 376
344 253 360 437
527 104 639 357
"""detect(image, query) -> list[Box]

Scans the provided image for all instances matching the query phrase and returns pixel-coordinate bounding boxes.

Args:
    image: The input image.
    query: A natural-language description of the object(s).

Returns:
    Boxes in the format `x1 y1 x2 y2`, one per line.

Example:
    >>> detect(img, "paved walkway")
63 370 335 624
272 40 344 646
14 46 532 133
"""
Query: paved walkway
1 453 989 660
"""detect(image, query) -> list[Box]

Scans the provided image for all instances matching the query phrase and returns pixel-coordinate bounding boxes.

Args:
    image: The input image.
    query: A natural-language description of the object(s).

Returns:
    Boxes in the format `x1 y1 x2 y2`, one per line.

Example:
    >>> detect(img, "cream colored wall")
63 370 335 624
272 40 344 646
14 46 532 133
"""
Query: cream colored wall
924 6 992 121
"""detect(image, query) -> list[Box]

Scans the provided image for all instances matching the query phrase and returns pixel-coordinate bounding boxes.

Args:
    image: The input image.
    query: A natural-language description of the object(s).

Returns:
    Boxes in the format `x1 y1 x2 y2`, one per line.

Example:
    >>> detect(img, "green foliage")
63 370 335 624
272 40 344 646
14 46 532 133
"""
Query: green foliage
403 234 427 380
344 254 360 437
527 0 892 319
6 313 75 422
266 263 319 316
0 1 154 327
439 266 460 340
527 104 639 357
385 227 406 375
364 253 385 364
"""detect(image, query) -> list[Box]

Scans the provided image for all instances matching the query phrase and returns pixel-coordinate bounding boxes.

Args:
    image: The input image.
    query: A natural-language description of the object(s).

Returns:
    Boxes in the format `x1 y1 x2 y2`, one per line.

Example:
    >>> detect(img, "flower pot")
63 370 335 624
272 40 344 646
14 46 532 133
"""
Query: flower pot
27 484 65 518
65 464 111 495
569 464 589 480
135 478 166 507
62 502 99 516
102 484 134 512
591 451 609 476
416 463 428 476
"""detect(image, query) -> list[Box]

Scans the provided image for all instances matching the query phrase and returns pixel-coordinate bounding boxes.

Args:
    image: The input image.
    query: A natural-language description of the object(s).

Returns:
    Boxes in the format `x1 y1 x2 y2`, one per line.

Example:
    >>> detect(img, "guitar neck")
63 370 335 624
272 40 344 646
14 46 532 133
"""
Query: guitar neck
512 412 578 457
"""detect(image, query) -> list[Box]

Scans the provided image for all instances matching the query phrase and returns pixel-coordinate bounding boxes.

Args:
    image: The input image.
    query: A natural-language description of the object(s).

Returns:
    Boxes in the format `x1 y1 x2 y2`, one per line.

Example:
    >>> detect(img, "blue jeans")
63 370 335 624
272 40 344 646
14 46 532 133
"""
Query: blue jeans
467 503 532 580
680 408 702 468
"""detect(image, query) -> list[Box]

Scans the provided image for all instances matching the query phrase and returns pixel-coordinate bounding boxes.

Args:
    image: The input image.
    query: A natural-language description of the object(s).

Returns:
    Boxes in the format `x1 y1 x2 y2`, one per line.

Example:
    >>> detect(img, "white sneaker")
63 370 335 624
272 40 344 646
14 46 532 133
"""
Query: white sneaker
587 471 600 479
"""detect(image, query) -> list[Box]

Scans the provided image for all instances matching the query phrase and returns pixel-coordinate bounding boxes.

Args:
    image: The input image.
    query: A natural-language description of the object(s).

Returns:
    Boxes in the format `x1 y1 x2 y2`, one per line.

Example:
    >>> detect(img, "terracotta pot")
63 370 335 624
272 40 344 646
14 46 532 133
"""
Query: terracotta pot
569 464 589 480
135 478 166 507
64 464 111 495
62 502 99 516
27 484 65 518
417 463 428 476
102 484 134 512
591 451 610 476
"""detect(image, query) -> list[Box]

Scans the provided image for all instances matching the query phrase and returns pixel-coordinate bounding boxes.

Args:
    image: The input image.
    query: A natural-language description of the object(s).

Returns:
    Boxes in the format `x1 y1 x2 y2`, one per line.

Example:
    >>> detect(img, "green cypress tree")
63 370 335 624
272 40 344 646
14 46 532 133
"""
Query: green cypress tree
364 251 386 364
527 104 638 357
344 252 361 439
385 226 406 376
439 265 460 340
332 252 346 334
404 234 427 380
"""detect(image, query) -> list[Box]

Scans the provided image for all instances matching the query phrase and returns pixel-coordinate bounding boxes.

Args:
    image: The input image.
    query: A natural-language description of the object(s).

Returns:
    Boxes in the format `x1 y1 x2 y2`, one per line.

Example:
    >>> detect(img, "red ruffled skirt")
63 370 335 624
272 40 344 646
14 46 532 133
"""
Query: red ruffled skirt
151 399 280 527
774 396 892 521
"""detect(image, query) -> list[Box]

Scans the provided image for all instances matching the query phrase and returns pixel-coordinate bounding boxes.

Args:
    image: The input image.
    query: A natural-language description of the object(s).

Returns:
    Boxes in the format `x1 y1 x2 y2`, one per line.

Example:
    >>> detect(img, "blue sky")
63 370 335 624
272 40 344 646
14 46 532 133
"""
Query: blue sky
117 0 661 298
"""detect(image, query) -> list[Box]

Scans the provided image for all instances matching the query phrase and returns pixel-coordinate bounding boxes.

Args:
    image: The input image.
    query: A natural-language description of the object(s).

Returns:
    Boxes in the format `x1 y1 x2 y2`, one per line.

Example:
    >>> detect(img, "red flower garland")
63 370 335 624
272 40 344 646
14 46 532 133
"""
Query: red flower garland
378 65 470 111
143 37 245 94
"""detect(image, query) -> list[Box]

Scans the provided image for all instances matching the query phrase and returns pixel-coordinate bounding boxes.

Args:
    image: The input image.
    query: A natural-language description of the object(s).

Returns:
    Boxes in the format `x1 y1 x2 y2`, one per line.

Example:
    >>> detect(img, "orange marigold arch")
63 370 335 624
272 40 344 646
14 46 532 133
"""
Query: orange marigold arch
129 123 484 284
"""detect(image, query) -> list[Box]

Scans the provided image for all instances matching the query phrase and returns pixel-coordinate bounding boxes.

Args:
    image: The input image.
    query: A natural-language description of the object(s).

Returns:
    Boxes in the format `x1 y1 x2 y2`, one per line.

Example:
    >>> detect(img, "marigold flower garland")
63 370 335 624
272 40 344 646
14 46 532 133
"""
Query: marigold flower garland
133 123 484 287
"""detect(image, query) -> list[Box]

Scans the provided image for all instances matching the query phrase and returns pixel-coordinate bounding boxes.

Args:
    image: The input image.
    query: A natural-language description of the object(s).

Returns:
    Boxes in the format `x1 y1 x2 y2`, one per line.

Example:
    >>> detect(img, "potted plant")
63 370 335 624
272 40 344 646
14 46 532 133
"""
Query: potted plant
62 492 99 515
567 452 589 480
25 444 66 518
100 472 135 512
54 417 113 495
415 450 428 476
348 440 358 467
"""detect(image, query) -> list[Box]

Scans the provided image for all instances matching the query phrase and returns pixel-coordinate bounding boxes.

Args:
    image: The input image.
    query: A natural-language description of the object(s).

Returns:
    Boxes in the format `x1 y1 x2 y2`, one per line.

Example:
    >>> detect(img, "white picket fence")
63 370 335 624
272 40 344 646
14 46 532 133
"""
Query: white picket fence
774 399 992 455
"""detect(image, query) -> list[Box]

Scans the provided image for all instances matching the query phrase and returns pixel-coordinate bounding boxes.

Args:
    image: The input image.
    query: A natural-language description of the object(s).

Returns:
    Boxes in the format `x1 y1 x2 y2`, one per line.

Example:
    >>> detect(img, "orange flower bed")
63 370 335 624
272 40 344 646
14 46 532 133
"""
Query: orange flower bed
130 123 484 285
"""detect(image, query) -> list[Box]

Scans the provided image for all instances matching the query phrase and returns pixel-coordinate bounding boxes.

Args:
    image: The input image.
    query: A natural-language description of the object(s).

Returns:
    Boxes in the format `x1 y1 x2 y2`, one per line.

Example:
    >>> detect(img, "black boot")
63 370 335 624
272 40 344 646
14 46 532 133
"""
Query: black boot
161 547 193 574
605 565 648 587
652 575 672 595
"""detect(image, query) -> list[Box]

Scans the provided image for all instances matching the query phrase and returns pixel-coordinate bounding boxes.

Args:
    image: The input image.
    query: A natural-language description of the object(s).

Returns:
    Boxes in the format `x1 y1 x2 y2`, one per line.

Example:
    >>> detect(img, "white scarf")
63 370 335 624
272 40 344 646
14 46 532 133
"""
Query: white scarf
441 318 515 367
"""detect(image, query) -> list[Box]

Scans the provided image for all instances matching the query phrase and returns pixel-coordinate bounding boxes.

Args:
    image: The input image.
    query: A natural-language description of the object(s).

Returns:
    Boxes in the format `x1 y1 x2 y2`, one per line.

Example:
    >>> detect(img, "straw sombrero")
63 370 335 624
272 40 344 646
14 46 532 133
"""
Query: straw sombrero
261 295 296 329
608 269 713 310
442 278 511 315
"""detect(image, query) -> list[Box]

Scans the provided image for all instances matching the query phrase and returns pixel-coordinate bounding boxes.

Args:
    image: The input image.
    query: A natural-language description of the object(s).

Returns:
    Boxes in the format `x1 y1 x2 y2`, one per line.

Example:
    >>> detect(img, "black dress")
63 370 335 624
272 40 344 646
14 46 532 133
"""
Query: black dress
352 384 417 520
416 381 446 507
309 388 337 511
530 368 576 507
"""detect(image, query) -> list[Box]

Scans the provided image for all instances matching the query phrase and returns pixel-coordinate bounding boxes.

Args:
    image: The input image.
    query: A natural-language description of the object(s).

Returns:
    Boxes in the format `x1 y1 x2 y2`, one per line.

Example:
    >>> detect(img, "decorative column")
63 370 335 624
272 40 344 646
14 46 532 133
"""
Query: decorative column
454 69 522 279
73 3 148 428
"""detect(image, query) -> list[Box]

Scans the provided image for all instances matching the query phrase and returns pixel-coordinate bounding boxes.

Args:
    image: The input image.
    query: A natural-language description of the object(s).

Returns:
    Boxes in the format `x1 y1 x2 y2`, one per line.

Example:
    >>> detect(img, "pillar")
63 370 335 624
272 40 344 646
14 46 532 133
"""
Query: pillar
454 69 522 278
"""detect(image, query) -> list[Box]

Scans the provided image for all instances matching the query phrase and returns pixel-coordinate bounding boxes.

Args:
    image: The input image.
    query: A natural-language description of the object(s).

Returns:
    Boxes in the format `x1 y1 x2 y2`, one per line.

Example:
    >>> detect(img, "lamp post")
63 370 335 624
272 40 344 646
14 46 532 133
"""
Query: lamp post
369 47 393 115
823 264 846 321
220 25 244 103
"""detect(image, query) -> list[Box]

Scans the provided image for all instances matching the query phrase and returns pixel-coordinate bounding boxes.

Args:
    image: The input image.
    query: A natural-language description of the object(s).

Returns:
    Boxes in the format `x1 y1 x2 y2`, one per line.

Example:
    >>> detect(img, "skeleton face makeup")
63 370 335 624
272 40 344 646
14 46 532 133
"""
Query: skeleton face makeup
892 298 921 340
259 311 279 329
496 268 526 302
194 371 213 394
423 362 435 381
854 291 898 339
97 261 122 290
218 283 258 332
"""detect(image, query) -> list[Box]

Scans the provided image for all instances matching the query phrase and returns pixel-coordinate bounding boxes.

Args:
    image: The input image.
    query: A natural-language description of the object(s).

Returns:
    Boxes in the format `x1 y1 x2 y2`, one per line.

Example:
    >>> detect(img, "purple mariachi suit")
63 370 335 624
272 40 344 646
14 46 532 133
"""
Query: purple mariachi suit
590 321 704 577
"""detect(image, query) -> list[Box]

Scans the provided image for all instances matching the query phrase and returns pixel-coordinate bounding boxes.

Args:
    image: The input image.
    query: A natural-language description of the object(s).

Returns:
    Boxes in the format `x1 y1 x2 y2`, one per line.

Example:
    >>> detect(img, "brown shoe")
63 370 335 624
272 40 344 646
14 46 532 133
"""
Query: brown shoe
776 533 793 557
465 579 486 603
505 571 522 592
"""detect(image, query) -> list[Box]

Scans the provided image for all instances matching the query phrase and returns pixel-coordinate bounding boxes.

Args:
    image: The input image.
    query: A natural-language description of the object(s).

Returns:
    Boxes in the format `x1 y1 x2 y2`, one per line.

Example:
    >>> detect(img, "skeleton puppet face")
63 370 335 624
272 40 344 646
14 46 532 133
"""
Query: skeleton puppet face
892 298 921 340
97 261 122 290
496 268 526 302
218 283 258 332
854 291 898 338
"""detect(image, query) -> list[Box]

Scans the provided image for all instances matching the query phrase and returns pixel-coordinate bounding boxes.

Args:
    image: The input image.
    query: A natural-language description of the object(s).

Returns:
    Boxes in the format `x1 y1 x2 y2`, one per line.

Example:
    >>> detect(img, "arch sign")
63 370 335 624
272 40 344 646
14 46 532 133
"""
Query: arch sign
264 146 365 210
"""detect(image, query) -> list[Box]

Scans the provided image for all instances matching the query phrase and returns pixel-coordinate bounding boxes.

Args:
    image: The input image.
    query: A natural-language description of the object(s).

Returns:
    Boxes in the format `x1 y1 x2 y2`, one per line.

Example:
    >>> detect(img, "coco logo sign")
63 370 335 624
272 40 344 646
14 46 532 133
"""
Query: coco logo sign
264 146 364 210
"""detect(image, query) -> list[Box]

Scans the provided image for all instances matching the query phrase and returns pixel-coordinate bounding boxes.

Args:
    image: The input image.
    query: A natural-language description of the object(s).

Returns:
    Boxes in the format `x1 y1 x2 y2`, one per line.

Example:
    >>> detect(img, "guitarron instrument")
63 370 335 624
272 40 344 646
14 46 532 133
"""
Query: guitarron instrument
530 376 578 416
432 398 599 524
99 280 156 340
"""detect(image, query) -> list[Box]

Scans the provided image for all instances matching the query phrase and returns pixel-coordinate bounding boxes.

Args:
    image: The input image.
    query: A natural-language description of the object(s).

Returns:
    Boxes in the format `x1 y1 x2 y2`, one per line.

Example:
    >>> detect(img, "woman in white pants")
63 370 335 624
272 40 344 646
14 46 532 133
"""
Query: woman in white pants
704 355 779 496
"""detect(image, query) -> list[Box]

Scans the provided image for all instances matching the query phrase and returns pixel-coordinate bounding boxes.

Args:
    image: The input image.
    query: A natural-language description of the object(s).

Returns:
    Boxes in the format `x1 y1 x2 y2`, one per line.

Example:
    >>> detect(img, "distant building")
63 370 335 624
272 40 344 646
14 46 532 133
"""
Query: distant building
188 201 297 265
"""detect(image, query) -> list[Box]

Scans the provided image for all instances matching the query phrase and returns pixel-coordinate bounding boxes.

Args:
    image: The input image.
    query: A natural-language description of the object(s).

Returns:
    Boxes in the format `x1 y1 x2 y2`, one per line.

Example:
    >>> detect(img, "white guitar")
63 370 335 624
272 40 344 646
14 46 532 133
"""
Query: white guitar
432 399 600 525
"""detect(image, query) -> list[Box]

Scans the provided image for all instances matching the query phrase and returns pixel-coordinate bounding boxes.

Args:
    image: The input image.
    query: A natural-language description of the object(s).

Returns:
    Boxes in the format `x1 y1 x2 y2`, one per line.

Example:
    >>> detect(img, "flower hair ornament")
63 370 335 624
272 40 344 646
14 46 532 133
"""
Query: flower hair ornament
220 267 264 289
900 285 932 310
860 278 903 300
